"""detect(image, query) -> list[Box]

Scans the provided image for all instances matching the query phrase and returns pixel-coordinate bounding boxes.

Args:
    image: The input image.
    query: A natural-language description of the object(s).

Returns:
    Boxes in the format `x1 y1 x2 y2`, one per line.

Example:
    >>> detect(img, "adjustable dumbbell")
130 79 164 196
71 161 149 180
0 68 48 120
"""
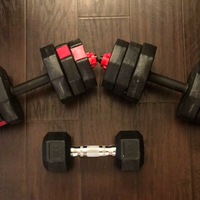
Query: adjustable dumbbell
0 39 97 127
42 131 144 172
101 39 200 123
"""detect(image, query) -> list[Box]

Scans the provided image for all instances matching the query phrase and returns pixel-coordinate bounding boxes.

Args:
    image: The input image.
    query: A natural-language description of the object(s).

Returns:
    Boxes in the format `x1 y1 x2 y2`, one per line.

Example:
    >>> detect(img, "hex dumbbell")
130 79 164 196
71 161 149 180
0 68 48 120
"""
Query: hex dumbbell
101 39 200 123
42 131 144 172
0 39 97 127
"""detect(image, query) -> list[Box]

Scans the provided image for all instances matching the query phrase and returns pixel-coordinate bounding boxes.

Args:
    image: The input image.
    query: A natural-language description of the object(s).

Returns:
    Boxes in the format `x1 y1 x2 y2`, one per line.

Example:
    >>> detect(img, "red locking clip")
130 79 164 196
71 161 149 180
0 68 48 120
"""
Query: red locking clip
86 52 98 68
100 53 111 70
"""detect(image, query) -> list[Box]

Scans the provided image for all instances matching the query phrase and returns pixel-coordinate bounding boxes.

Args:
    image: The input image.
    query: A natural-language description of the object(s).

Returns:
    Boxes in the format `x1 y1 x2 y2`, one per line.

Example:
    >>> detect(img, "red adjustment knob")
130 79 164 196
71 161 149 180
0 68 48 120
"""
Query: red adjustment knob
100 53 111 70
86 52 97 68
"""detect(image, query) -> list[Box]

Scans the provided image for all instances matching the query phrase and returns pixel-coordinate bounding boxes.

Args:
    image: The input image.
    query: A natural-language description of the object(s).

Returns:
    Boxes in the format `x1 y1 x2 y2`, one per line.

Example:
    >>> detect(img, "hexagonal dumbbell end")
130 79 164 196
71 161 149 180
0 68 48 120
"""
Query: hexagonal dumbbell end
42 132 73 172
177 62 200 122
40 44 74 103
115 131 144 171
0 66 24 127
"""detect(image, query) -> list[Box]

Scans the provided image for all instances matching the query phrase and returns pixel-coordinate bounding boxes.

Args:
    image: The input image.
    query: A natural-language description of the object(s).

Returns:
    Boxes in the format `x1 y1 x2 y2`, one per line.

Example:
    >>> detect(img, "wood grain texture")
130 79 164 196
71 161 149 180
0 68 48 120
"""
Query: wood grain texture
78 18 130 55
26 0 79 121
0 1 26 200
0 0 200 199
136 104 192 200
182 0 200 199
78 0 130 17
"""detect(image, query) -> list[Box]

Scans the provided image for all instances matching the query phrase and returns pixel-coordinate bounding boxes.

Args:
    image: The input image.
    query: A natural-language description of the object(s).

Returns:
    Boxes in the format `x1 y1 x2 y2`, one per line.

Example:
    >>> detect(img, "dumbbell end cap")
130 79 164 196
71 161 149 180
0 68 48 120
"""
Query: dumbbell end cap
115 131 144 171
40 44 55 58
42 132 73 172
0 66 24 126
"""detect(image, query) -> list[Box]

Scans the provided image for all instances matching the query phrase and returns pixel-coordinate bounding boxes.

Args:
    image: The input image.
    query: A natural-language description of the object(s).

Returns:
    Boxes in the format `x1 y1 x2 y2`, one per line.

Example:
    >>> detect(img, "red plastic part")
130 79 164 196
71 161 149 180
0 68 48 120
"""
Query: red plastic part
56 45 71 60
100 53 111 70
71 45 87 61
86 52 97 68
0 121 7 127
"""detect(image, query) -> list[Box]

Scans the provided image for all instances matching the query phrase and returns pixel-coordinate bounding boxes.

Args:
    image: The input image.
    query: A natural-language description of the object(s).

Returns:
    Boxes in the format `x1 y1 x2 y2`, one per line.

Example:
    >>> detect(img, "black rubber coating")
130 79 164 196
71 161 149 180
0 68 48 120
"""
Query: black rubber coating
68 39 97 90
115 131 144 171
177 62 200 121
195 108 200 122
56 44 86 96
42 132 73 172
0 114 4 122
102 39 129 91
126 43 157 103
0 66 24 124
13 74 50 96
113 42 142 96
40 44 73 103
149 72 187 93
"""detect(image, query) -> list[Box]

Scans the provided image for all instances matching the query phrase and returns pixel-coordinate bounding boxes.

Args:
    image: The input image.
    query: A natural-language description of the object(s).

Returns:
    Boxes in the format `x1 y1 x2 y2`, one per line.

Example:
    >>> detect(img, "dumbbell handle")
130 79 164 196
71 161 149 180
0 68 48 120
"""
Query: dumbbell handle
70 145 116 157
100 53 188 93
12 74 50 96
149 72 188 93
11 52 97 96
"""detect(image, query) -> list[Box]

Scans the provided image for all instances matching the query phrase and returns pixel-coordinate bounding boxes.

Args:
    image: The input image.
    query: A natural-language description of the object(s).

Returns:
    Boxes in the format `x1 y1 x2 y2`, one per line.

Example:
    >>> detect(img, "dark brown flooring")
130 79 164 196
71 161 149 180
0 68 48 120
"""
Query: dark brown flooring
0 0 200 199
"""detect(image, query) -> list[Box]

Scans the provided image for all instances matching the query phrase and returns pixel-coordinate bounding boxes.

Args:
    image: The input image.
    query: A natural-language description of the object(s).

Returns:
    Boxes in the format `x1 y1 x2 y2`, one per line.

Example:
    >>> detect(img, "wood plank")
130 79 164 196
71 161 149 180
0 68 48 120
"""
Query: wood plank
78 18 130 55
78 0 130 17
78 17 138 199
0 0 26 199
26 0 79 121
26 121 81 200
130 0 185 103
182 0 200 74
190 126 200 200
0 126 26 200
0 0 197 199
182 0 200 199
136 103 192 200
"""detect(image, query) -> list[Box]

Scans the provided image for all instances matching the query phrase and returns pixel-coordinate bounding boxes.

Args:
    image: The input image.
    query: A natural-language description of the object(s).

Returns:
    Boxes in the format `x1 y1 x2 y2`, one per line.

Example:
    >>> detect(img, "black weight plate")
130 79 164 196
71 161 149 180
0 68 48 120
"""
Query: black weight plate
42 132 73 172
40 44 73 103
0 66 24 125
68 39 97 90
0 114 3 121
0 114 7 127
126 43 157 103
113 42 142 96
115 131 144 171
177 62 200 121
56 44 86 96
102 39 129 91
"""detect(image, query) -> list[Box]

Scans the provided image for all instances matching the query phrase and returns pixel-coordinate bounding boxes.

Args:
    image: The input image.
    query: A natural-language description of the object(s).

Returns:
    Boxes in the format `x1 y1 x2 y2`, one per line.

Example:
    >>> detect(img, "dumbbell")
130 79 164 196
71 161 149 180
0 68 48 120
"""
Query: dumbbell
0 39 97 127
42 131 144 172
101 39 200 123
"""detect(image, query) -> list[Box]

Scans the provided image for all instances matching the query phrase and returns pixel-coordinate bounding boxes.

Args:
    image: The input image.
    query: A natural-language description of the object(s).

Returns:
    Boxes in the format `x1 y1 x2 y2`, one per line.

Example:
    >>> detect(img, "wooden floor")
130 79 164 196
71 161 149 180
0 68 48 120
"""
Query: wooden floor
0 0 200 199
